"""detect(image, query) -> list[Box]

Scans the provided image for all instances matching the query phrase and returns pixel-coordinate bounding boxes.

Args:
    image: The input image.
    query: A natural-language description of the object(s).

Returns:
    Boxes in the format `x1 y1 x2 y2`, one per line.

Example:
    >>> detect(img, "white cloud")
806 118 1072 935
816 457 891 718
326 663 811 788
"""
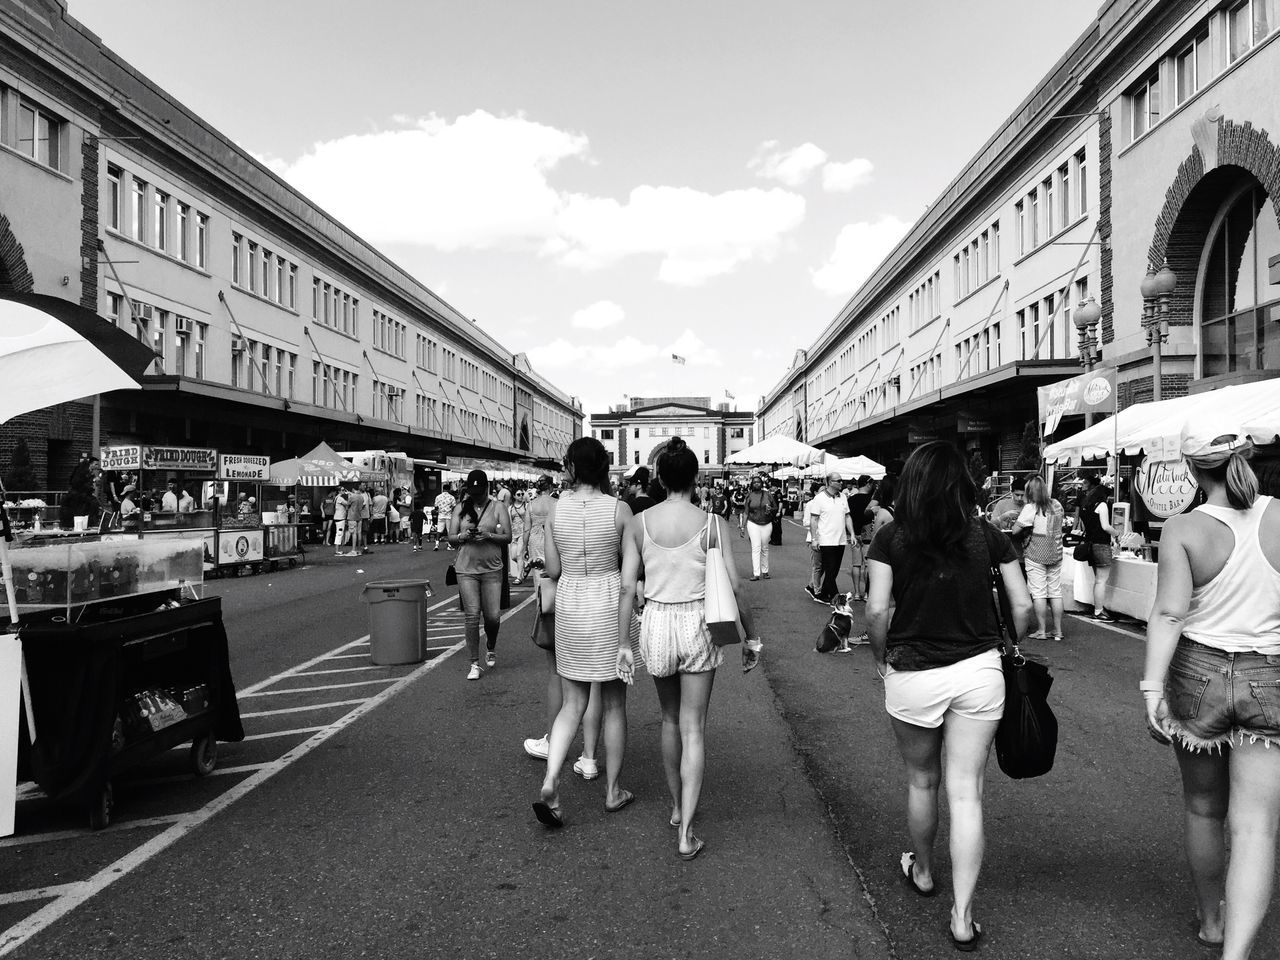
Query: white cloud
749 140 829 187
822 158 874 192
259 112 804 286
554 186 804 285
526 328 720 371
811 216 913 296
571 300 625 330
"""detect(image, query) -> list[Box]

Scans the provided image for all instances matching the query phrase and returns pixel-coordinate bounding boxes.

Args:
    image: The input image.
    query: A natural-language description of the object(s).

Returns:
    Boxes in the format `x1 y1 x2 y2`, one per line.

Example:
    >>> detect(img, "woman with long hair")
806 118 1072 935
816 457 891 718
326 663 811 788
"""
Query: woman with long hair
534 438 634 826
1013 475 1065 640
617 437 762 859
508 489 529 584
1144 435 1280 959
866 441 1031 950
447 470 512 681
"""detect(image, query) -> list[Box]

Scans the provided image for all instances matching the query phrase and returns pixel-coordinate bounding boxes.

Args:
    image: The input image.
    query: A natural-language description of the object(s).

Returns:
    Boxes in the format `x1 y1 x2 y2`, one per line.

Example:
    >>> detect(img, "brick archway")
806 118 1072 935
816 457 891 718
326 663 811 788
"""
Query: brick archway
645 439 676 465
0 211 34 295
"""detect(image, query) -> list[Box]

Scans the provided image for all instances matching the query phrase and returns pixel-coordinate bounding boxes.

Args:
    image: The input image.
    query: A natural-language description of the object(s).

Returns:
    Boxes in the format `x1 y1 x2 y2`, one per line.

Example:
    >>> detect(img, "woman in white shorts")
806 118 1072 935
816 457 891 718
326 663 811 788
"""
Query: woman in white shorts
867 441 1031 952
1013 475 1065 640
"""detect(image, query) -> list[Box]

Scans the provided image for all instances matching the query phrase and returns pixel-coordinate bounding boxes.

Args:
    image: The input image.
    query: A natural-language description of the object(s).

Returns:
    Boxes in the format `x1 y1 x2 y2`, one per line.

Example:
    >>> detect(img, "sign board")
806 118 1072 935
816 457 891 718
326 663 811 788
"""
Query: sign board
99 445 142 471
957 415 992 434
1133 455 1199 518
141 446 217 472
218 455 269 481
1037 368 1117 435
907 430 939 444
207 529 264 566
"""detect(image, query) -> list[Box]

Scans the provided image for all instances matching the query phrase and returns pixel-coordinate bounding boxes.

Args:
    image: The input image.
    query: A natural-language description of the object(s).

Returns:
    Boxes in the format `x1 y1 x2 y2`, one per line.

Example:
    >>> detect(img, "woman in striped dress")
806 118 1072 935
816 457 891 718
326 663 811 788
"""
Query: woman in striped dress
534 438 635 827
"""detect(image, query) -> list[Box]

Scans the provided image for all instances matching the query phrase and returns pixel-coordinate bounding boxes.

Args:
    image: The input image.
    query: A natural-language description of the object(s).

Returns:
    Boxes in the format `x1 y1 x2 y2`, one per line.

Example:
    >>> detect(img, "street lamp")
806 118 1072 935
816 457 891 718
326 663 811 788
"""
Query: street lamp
1073 296 1102 426
1140 260 1177 402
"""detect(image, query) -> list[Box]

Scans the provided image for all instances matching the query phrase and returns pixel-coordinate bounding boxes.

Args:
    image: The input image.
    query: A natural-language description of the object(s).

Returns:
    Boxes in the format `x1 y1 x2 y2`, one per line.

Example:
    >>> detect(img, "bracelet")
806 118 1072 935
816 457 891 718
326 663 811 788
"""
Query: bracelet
1138 679 1164 693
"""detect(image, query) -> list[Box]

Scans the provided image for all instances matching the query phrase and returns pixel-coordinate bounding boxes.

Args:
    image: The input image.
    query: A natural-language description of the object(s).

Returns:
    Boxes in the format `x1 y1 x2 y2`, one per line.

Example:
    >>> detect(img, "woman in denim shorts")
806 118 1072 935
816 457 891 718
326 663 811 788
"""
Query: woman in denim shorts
1144 434 1280 959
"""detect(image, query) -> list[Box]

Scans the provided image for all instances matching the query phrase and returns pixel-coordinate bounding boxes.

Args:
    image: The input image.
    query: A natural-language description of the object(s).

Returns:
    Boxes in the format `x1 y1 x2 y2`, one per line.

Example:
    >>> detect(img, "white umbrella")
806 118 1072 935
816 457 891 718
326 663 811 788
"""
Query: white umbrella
725 434 826 467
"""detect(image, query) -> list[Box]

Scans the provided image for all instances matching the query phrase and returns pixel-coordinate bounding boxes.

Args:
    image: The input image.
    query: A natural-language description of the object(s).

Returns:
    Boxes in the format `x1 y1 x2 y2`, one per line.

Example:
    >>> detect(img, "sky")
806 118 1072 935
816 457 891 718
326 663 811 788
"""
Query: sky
72 0 1098 418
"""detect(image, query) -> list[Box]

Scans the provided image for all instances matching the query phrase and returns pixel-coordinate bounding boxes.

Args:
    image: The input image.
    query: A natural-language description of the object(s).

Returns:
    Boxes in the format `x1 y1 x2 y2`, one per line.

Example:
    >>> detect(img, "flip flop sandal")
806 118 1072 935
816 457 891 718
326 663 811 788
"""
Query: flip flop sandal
1196 931 1224 948
900 852 938 897
678 836 705 861
950 921 982 952
604 790 635 813
532 801 564 829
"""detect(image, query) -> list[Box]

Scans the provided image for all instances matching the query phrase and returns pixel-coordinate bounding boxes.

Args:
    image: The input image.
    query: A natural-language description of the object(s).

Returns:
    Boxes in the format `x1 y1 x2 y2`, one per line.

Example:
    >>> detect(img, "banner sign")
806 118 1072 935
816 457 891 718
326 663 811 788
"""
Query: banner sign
142 446 216 472
99 444 142 471
218 455 269 481
1134 455 1199 518
1037 368 1117 436
957 415 992 434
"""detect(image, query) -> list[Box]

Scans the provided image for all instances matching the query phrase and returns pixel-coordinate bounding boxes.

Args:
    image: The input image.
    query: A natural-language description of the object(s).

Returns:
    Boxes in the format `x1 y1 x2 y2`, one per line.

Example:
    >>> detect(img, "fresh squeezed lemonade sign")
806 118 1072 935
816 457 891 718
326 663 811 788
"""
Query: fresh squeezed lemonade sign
1134 456 1199 518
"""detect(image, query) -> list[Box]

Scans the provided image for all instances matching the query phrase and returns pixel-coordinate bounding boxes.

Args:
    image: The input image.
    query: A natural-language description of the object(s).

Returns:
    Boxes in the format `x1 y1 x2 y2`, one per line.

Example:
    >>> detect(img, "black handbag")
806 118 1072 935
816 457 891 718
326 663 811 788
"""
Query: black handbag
1072 541 1090 562
982 522 1058 780
445 564 457 586
531 603 555 650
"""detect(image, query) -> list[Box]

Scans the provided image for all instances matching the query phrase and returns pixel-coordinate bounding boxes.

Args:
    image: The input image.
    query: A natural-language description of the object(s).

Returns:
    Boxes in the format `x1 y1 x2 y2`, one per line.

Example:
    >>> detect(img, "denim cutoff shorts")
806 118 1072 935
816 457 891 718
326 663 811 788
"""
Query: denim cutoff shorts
1165 638 1280 752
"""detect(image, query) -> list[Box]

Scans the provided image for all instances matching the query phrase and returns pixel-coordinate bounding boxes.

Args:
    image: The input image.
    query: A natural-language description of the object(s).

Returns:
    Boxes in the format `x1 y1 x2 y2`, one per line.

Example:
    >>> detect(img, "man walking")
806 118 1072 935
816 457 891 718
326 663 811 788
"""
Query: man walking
808 472 854 603
333 486 353 556
433 485 457 550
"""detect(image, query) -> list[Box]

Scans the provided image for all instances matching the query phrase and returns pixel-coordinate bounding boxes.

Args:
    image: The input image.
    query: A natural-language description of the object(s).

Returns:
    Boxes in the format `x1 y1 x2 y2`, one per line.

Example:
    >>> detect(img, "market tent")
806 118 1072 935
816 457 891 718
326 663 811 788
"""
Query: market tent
268 442 385 486
724 435 825 466
770 466 803 480
798 453 886 480
1043 379 1280 464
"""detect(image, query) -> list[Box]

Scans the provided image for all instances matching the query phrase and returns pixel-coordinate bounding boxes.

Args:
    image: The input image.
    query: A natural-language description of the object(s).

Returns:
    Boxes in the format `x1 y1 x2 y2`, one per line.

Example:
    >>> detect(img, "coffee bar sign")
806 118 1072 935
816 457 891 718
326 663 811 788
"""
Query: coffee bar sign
1134 455 1199 518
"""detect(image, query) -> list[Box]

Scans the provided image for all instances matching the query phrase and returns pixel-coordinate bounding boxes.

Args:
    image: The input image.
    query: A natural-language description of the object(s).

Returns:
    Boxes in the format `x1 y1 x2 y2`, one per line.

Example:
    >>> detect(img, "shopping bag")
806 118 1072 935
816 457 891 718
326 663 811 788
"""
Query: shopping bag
996 647 1058 778
530 582 555 651
704 516 742 646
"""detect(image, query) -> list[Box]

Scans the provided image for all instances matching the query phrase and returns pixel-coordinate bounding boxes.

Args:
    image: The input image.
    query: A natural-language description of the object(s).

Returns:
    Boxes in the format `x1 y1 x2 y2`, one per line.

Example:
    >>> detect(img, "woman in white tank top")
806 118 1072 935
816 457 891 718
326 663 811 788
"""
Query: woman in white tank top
1144 434 1280 959
616 438 762 860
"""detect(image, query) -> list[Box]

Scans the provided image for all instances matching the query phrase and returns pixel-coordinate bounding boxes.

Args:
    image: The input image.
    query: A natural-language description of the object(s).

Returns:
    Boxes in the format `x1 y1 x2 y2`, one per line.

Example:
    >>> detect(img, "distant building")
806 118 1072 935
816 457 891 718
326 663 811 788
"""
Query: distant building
590 398 755 478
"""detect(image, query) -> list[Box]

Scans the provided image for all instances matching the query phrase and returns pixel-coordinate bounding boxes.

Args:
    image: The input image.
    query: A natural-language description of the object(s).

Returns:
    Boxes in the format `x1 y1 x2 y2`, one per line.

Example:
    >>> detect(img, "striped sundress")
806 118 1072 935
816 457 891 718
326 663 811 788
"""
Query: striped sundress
553 494 623 682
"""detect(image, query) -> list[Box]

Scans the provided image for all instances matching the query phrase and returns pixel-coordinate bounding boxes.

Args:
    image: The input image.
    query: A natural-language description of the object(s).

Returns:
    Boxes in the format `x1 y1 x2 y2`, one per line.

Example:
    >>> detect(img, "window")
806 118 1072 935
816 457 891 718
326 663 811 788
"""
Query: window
1030 189 1040 247
151 311 166 373
174 318 189 377
14 97 61 170
730 427 744 439
1176 32 1210 104
287 265 297 308
1015 201 1026 257
260 247 271 299
276 256 286 305
132 179 147 243
196 214 208 269
107 166 122 231
153 190 168 252
1074 151 1088 216
194 323 206 379
177 203 190 261
247 242 258 293
960 247 971 297
1044 177 1055 237
232 234 243 286
991 222 1000 270
599 429 614 440
1131 70 1161 139
1228 0 1271 62
1057 163 1070 228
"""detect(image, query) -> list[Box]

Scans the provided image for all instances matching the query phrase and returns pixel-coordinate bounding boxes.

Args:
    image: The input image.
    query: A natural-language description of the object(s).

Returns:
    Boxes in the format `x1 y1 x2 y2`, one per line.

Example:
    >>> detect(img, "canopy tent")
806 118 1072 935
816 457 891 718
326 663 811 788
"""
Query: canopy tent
1042 379 1280 464
798 453 887 480
724 435 826 467
268 441 386 487
770 466 803 480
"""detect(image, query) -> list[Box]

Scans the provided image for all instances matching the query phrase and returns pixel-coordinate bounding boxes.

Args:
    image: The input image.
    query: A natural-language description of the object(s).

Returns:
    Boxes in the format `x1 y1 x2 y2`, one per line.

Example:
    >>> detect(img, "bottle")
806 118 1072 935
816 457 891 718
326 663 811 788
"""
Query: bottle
32 513 41 533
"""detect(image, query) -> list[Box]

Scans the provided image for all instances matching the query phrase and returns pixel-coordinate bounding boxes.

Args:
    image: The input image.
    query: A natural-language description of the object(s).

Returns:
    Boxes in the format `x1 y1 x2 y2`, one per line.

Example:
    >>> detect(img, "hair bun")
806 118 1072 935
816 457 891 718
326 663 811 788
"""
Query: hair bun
668 436 687 453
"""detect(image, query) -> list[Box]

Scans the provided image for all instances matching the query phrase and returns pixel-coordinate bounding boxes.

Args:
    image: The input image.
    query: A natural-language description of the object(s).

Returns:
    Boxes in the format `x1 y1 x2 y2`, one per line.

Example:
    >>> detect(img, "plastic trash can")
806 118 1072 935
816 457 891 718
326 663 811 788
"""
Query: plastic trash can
361 579 433 665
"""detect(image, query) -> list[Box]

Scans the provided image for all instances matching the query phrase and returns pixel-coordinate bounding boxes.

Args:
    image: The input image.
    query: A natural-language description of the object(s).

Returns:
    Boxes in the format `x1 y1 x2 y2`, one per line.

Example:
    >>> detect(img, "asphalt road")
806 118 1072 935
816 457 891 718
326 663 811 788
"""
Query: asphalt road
5 525 1279 958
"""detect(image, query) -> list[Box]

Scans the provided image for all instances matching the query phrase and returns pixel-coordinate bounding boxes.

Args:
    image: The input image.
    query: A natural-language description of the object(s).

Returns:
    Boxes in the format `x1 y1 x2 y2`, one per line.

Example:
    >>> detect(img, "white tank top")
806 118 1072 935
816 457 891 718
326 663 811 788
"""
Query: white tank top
1183 496 1280 654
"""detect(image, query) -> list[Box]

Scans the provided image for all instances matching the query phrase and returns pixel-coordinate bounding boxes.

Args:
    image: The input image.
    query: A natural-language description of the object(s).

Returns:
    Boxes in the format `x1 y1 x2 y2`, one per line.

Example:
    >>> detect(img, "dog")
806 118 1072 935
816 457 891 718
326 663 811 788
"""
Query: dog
816 592 869 653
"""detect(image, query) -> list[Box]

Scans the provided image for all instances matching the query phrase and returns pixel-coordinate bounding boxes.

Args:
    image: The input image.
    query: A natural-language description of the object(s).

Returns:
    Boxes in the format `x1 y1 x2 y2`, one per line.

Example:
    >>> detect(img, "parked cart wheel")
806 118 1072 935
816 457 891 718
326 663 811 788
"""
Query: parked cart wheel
190 733 218 777
88 781 114 831
288 557 298 568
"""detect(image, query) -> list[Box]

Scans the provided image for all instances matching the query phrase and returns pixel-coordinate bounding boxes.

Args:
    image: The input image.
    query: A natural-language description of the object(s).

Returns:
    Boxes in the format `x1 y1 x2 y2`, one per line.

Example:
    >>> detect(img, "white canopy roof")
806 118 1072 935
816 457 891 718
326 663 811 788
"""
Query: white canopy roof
1043 378 1280 464
799 453 887 480
724 435 826 466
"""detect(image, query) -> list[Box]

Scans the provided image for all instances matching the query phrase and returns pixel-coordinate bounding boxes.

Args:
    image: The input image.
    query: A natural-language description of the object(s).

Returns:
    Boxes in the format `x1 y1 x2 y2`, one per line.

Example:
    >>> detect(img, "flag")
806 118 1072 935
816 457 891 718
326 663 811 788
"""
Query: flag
724 389 735 400
671 354 686 365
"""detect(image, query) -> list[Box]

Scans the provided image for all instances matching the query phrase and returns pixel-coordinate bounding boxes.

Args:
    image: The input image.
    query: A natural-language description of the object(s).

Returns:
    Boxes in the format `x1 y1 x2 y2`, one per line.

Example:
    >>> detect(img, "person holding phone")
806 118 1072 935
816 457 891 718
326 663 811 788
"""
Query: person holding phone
448 470 511 681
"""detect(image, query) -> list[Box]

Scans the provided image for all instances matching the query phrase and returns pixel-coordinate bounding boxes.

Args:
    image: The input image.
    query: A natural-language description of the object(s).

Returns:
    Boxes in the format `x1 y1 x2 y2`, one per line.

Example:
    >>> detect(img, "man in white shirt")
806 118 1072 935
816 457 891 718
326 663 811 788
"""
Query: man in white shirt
160 481 179 513
808 472 854 603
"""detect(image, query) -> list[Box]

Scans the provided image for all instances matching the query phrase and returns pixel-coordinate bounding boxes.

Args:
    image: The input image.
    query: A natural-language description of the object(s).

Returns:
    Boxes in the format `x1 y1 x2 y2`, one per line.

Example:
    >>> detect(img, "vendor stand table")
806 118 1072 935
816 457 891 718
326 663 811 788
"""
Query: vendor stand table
1061 546 1158 621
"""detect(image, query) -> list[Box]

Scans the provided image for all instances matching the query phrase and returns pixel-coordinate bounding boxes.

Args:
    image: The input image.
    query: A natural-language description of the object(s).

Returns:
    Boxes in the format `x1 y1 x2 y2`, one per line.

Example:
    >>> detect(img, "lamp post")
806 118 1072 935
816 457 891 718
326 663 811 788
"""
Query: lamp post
1140 261 1177 402
1073 296 1102 426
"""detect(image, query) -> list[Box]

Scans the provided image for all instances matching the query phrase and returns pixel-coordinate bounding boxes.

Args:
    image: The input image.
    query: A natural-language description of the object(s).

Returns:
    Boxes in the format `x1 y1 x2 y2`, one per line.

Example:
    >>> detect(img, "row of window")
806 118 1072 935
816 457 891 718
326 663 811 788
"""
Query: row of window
232 338 298 399
459 357 480 393
908 353 944 397
1014 150 1087 258
954 222 1001 300
231 233 298 308
596 425 748 440
619 449 715 466
311 362 359 412
0 85 64 171
371 379 406 422
108 166 211 269
373 309 407 359
907 271 943 332
311 277 360 336
955 324 1003 381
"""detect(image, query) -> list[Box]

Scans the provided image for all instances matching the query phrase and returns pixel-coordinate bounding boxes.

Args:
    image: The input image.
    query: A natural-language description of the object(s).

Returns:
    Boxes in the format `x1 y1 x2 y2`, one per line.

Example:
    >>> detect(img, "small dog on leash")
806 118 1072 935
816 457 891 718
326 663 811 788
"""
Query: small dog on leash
816 592 869 653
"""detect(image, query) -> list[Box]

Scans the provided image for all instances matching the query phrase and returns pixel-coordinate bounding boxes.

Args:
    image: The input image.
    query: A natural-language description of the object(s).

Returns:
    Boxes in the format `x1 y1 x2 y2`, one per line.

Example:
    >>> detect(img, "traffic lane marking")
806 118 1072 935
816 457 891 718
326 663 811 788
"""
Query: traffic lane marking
237 699 369 719
0 592 535 957
237 678 401 698
1068 613 1145 639
291 665 386 677
0 885 84 908
126 763 268 789
0 816 183 851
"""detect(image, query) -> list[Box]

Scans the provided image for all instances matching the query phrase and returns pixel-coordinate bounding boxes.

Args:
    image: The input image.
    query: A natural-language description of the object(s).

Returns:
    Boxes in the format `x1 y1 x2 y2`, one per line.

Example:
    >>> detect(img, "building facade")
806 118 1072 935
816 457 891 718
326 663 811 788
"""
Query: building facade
0 0 582 490
590 397 755 479
758 0 1280 472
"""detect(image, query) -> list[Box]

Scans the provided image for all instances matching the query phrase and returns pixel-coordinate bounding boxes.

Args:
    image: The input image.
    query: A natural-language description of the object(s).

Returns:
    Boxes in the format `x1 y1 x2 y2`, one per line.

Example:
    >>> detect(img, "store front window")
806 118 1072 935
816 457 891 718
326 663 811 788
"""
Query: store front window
1200 184 1280 377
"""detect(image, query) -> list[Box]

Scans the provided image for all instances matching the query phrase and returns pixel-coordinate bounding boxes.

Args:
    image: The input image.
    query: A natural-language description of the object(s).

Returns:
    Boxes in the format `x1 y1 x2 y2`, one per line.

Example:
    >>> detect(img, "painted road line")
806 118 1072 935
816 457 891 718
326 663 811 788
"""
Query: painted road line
236 636 371 697
0 592 535 957
0 885 85 908
289 665 386 677
128 763 268 789
238 678 399 698
425 645 458 652
1068 613 1144 639
241 726 327 742
237 699 369 720
0 815 184 851
324 653 370 660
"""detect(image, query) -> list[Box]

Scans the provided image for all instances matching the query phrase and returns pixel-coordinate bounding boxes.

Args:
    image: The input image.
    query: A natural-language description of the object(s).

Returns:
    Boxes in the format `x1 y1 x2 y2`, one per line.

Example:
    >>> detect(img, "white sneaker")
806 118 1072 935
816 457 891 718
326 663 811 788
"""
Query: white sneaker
485 651 496 668
523 736 549 759
572 756 599 780
466 663 482 681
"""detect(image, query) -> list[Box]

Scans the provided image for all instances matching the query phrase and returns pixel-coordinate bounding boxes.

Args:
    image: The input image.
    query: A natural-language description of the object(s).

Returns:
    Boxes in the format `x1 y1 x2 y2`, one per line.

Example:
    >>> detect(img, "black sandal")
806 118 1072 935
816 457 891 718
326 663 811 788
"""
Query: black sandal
950 921 982 952
900 852 937 897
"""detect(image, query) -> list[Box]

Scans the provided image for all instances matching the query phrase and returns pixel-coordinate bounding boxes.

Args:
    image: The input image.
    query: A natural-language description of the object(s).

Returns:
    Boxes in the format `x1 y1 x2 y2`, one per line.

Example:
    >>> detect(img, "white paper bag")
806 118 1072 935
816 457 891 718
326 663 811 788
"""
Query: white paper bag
703 517 742 646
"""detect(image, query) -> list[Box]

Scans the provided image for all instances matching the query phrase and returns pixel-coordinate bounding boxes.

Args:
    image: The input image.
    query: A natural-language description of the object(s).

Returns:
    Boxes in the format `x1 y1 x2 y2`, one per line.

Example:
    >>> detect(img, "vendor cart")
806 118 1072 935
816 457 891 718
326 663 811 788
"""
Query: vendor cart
7 536 243 829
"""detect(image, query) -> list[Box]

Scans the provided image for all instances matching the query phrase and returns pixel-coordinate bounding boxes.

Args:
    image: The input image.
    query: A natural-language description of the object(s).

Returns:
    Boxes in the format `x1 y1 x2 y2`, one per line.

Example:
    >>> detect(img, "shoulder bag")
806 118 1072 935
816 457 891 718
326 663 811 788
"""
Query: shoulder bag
530 578 555 650
704 515 743 646
982 521 1058 780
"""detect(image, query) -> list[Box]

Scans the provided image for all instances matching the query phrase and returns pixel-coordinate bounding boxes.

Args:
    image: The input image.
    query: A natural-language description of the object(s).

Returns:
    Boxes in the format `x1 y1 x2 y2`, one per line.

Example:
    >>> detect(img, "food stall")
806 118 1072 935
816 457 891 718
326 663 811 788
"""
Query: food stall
1043 377 1280 622
100 444 218 532
268 441 386 532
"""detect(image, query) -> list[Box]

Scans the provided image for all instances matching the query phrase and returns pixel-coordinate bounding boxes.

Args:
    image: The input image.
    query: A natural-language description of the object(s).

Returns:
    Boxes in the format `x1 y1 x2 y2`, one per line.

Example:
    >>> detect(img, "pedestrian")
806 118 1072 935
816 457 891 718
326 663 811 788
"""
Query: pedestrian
743 474 777 581
368 486 388 545
533 438 634 828
160 480 179 513
803 482 824 602
409 493 427 551
731 482 747 536
509 490 528 584
321 490 336 545
623 466 657 516
846 476 875 601
865 441 1032 952
1078 474 1116 621
867 475 896 540
177 487 194 513
333 486 355 556
1142 435 1280 959
433 485 456 550
1013 475 1065 641
808 472 854 603
523 474 604 772
448 471 511 679
616 436 761 859
995 477 1030 568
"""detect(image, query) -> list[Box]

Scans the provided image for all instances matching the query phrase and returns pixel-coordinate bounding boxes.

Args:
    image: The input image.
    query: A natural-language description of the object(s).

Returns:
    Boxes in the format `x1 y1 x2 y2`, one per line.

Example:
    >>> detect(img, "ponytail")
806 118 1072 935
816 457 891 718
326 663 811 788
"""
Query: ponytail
1188 441 1258 510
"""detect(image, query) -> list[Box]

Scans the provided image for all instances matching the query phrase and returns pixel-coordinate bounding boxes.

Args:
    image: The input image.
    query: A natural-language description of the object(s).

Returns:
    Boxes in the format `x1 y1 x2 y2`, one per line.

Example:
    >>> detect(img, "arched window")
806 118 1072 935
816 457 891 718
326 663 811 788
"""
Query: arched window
1200 184 1280 377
